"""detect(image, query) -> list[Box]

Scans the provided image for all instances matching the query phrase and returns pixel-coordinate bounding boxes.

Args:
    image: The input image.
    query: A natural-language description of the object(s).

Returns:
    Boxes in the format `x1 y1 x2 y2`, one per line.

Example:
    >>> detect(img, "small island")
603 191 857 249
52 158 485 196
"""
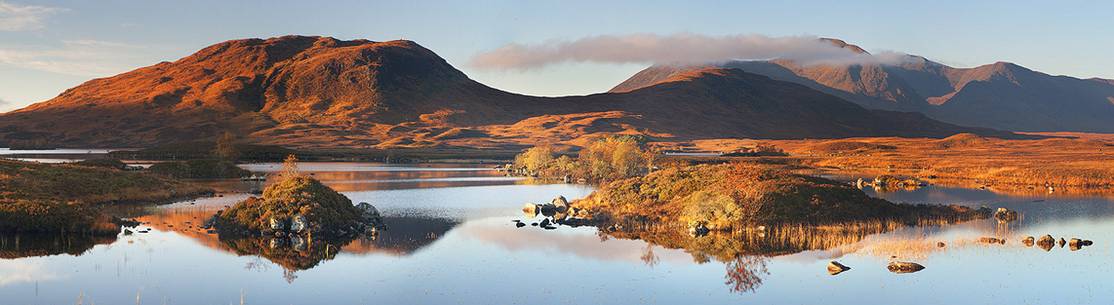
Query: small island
213 156 384 239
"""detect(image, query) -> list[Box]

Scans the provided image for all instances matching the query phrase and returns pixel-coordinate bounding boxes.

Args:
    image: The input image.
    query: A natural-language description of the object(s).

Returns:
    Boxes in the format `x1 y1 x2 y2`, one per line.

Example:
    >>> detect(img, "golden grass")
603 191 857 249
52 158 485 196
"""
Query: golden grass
668 134 1114 192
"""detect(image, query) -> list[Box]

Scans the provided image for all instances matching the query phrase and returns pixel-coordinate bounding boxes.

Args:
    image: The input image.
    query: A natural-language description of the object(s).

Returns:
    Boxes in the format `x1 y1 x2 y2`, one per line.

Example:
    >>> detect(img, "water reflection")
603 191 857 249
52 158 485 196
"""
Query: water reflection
0 233 116 259
3 164 1113 304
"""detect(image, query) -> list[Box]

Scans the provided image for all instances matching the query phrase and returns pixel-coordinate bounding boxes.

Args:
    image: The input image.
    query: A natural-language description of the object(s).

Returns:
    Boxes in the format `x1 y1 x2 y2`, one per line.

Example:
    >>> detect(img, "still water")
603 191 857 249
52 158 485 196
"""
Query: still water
1 163 1112 304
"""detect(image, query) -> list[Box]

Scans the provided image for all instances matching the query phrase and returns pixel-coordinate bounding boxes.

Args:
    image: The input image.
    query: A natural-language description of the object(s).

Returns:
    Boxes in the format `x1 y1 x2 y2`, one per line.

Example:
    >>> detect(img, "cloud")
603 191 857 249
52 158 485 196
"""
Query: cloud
470 33 913 70
0 1 63 31
0 40 149 76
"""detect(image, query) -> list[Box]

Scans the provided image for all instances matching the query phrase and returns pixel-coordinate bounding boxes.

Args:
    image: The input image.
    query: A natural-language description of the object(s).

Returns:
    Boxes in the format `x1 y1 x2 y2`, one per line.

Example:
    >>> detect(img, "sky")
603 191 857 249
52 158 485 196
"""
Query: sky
1 0 1112 112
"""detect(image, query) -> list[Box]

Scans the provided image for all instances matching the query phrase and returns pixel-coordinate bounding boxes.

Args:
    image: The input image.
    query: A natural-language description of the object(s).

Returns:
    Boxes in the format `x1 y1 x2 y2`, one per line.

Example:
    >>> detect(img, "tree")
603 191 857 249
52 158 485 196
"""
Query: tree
279 154 300 180
514 145 555 175
214 132 239 162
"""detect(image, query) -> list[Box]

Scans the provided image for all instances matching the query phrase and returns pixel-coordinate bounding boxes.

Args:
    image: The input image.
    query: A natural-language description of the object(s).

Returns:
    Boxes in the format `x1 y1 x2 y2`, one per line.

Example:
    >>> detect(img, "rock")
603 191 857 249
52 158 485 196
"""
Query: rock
1036 235 1056 251
688 221 710 237
123 229 134 235
531 222 538 226
828 261 851 275
538 203 558 216
112 217 141 228
522 203 540 217
356 202 382 223
978 237 1005 245
291 236 307 251
551 196 569 212
269 217 287 231
1022 236 1035 247
887 261 925 274
289 214 308 233
1058 238 1066 247
515 222 526 228
540 218 551 227
1068 238 1092 251
993 208 1019 221
937 242 946 248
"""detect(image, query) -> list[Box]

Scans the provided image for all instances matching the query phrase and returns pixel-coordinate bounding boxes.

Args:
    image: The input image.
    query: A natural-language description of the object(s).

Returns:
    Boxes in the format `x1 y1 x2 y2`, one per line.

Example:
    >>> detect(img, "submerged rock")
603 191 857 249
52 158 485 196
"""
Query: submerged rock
887 261 925 274
1022 236 1035 247
978 237 1005 245
828 261 851 275
1068 238 1093 251
1036 235 1056 251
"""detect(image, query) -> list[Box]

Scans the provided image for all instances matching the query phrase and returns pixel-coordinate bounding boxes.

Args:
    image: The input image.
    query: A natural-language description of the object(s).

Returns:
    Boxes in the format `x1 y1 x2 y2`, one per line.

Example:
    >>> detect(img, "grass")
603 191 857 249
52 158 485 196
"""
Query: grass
675 134 1114 191
148 159 251 179
0 159 212 233
572 162 989 231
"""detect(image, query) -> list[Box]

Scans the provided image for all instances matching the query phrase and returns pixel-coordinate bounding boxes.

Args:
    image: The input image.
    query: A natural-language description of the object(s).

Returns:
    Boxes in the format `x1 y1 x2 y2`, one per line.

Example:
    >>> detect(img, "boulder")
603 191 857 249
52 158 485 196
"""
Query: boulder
538 203 558 216
269 217 287 231
515 222 526 228
1058 238 1067 248
1036 235 1056 251
936 242 946 248
522 203 540 217
551 196 570 212
1021 236 1035 247
688 221 710 237
827 261 851 275
993 208 1019 221
887 261 925 274
290 215 308 233
1068 238 1092 251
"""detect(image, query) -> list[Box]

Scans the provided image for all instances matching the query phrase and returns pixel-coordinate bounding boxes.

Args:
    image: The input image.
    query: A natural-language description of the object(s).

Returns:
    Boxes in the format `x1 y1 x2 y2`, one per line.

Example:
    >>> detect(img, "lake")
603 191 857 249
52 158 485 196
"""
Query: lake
1 163 1112 304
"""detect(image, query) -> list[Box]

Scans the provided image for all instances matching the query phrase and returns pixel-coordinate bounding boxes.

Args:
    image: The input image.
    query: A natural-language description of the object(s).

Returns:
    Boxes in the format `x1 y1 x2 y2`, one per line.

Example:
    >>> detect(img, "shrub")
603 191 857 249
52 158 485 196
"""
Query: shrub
74 158 127 170
148 159 250 179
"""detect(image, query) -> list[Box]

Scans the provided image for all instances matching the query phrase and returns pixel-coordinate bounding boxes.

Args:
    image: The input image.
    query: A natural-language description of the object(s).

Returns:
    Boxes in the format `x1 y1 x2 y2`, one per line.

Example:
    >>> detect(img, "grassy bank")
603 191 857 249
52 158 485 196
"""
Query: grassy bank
148 159 251 179
768 134 1114 189
0 159 213 233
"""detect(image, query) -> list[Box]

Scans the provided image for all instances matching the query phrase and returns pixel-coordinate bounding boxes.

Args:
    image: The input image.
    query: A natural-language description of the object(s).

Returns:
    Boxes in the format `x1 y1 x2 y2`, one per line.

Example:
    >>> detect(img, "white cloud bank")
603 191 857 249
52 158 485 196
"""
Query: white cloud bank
470 33 912 70
0 1 62 31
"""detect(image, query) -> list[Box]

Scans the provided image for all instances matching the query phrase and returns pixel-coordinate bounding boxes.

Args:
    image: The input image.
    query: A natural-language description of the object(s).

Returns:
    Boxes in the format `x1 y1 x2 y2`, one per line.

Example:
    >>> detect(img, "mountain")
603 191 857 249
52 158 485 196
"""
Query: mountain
0 36 1013 149
613 39 1114 133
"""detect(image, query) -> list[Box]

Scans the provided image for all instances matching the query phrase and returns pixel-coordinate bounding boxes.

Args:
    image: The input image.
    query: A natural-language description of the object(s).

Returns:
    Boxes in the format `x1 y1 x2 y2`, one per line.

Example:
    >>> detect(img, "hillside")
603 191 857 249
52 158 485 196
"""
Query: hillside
0 35 1015 149
613 39 1114 132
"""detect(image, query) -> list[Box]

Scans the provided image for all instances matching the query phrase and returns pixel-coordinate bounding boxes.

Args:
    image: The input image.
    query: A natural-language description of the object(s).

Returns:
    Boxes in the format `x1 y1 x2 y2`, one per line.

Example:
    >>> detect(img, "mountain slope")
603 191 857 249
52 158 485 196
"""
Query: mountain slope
0 36 1014 149
613 39 1114 132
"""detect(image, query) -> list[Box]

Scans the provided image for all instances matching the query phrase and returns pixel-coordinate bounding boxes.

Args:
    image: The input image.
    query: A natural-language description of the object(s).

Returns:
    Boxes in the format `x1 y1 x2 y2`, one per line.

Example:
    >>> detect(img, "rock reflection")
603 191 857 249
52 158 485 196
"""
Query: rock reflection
216 216 459 281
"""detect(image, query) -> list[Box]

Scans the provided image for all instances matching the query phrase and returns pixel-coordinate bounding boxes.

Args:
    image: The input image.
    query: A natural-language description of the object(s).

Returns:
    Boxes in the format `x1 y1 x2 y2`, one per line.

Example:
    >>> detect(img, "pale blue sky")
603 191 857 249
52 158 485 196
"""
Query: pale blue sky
1 0 1111 111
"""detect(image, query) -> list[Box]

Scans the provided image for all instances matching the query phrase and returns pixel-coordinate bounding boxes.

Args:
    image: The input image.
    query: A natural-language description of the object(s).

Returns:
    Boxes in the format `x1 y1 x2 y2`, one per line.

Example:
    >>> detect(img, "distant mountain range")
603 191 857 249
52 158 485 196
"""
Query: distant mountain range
613 38 1114 133
0 36 1022 148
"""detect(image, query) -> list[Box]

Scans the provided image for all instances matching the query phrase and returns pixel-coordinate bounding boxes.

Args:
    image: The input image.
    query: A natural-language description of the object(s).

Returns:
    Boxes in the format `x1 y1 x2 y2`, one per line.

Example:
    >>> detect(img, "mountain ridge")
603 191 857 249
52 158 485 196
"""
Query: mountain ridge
0 35 1020 149
612 40 1114 132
